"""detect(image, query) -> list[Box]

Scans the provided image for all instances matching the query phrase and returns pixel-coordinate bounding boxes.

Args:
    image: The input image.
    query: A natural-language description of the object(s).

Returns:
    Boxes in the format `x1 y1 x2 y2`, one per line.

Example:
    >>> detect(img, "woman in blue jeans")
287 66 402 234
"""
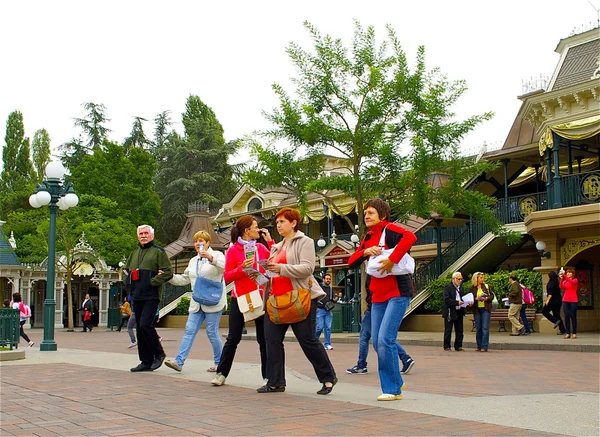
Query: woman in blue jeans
348 198 417 401
469 272 494 352
164 231 226 373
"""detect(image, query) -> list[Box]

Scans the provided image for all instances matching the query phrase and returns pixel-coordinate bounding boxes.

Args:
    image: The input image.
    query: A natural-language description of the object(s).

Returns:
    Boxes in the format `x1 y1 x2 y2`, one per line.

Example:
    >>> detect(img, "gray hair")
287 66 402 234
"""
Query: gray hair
137 225 154 234
452 271 462 279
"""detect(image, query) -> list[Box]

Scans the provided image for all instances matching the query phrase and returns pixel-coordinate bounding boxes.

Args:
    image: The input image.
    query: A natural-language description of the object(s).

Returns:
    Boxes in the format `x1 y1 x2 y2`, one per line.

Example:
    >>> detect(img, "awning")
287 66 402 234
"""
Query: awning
539 114 600 155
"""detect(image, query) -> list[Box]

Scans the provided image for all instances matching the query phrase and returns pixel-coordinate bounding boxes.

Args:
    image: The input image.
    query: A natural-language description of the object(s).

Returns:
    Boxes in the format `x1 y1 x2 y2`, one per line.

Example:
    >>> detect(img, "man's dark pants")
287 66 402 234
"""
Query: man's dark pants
134 299 164 366
443 315 464 350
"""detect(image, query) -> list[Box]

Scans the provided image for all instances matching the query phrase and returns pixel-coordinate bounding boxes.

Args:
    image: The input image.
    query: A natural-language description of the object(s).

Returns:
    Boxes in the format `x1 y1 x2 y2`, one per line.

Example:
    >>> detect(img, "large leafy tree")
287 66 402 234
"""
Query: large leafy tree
32 128 51 183
154 96 238 241
246 21 507 238
69 141 161 229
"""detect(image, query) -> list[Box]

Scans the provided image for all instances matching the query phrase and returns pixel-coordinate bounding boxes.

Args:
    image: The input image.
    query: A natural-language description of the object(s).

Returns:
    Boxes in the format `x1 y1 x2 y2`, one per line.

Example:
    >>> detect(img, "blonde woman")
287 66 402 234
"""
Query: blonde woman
469 272 494 352
165 231 226 373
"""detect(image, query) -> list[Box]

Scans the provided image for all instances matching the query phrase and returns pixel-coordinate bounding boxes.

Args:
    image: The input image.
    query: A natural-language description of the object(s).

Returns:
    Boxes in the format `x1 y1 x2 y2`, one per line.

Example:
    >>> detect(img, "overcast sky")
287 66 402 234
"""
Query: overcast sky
1 0 598 167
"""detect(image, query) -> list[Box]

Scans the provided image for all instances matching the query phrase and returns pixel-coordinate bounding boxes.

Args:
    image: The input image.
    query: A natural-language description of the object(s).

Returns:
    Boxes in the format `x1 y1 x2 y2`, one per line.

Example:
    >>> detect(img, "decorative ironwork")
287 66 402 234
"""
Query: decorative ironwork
519 196 538 218
581 173 600 202
561 236 600 265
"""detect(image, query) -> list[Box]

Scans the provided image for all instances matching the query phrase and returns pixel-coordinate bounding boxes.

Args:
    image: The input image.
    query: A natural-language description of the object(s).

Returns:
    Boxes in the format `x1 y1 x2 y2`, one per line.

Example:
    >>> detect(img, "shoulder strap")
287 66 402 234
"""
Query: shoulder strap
378 226 388 248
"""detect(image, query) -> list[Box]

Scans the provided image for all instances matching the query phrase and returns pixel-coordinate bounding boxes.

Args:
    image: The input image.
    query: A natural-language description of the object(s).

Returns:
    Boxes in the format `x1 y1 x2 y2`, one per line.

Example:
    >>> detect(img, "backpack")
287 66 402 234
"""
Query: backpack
521 284 535 305
19 302 32 319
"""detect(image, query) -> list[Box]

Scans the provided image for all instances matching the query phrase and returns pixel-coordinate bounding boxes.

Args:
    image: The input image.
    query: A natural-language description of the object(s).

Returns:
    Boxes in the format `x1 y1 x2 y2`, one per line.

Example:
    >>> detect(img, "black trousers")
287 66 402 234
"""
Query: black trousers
117 315 129 331
264 298 336 387
134 299 164 366
542 301 565 333
562 302 578 335
217 296 266 378
443 315 464 350
19 320 31 343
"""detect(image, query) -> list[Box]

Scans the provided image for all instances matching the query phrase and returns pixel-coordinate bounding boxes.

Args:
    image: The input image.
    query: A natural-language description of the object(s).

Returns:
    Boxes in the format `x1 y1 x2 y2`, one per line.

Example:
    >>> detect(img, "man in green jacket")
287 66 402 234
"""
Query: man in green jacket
507 273 524 336
125 225 173 372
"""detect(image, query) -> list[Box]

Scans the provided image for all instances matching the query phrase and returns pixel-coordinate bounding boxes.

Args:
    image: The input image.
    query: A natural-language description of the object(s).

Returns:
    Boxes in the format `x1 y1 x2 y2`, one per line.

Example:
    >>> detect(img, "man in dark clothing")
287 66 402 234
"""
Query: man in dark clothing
125 225 173 372
442 272 468 351
80 294 95 332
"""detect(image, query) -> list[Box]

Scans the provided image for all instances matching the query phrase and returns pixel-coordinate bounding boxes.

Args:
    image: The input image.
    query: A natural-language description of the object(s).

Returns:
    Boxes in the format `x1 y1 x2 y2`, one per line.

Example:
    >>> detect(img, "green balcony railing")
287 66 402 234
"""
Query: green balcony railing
560 171 600 207
495 192 548 224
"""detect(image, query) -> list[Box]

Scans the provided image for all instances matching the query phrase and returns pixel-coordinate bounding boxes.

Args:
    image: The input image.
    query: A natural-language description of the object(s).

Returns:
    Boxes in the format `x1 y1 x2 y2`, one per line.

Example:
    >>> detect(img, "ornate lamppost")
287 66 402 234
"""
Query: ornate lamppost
350 230 361 333
29 161 79 351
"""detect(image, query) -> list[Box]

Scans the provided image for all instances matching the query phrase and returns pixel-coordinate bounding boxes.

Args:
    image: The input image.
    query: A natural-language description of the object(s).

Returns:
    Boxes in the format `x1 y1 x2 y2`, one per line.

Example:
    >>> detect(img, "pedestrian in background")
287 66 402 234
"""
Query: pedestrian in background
560 268 579 339
315 273 335 350
11 292 34 347
442 272 469 351
507 273 524 336
470 272 493 351
117 295 132 332
542 271 565 334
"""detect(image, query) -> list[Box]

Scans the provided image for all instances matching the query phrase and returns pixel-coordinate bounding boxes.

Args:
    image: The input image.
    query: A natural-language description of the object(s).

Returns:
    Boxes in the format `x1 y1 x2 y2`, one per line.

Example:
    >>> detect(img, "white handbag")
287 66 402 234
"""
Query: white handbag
366 227 415 278
236 285 265 322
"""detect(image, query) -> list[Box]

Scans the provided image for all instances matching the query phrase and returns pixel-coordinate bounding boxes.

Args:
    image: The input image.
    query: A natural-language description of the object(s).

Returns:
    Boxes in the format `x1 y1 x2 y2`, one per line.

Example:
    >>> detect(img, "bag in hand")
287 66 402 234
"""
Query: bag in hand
319 295 336 311
192 276 223 306
365 227 415 278
267 288 311 324
237 288 265 322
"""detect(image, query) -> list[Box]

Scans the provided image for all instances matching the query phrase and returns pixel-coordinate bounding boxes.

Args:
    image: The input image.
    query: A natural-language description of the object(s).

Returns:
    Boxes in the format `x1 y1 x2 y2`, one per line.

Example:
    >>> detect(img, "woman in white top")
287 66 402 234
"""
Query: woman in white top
164 231 226 372
11 292 34 347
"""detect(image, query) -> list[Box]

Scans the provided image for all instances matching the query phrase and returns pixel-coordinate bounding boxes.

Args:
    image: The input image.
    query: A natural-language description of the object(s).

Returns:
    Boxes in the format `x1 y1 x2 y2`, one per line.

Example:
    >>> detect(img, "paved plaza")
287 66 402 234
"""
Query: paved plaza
1 327 599 436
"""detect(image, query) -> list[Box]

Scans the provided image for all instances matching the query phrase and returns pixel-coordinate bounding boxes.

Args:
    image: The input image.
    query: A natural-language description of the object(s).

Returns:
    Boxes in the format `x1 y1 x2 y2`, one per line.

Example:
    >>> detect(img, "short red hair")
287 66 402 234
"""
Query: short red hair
275 207 301 231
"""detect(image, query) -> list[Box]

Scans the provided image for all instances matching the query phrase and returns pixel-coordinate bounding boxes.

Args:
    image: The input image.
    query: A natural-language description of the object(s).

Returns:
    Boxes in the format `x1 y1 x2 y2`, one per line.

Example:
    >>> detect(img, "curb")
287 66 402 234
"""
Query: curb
239 334 600 353
0 349 26 361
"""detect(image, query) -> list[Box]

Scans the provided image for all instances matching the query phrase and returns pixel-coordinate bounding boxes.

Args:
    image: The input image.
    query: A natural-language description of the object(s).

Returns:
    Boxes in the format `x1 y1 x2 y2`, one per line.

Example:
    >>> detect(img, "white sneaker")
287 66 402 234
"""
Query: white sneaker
324 344 334 350
28 341 35 347
128 341 137 348
211 373 226 386
378 393 402 401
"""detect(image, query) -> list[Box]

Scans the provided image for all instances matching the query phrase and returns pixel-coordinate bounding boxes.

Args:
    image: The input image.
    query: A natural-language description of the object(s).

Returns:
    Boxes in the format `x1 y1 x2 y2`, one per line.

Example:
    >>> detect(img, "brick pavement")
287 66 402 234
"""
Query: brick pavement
2 364 558 437
1 328 598 436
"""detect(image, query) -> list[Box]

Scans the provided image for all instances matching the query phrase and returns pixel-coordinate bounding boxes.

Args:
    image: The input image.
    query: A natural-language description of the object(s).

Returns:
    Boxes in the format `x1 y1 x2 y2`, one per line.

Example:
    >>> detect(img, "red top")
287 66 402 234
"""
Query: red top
224 240 274 298
348 220 417 303
270 246 294 296
560 277 579 303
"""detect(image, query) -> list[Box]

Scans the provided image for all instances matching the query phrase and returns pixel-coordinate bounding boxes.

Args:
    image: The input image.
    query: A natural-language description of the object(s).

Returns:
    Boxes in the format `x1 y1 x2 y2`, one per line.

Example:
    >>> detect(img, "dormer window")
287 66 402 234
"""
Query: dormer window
247 198 263 212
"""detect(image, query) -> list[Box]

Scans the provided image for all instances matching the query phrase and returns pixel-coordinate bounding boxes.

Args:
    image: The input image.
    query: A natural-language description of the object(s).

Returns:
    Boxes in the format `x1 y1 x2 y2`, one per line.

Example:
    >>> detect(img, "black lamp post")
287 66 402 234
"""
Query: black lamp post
29 161 79 351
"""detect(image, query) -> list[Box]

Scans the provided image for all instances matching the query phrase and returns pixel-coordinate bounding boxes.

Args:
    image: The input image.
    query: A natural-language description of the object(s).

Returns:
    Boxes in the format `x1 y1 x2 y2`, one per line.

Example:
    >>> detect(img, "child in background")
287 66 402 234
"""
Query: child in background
83 308 93 332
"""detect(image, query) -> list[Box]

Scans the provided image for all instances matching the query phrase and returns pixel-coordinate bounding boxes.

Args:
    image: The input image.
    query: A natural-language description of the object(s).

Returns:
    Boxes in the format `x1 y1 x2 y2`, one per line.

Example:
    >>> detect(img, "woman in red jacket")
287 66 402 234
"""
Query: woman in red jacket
560 268 579 339
348 198 417 401
211 215 273 386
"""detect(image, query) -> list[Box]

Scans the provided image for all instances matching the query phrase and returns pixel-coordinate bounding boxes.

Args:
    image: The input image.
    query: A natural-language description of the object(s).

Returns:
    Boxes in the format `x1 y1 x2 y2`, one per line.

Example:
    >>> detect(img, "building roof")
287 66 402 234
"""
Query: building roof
164 212 229 259
0 228 20 266
552 37 600 91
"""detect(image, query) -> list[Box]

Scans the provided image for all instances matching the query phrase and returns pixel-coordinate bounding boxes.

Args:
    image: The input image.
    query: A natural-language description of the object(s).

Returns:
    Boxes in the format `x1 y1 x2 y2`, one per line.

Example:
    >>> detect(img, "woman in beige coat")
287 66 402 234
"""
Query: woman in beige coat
259 207 337 395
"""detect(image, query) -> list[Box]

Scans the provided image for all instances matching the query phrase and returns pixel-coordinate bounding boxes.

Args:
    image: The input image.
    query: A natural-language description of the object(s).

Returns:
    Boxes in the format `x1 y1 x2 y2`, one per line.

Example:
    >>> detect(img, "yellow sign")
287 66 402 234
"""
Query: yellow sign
581 174 600 202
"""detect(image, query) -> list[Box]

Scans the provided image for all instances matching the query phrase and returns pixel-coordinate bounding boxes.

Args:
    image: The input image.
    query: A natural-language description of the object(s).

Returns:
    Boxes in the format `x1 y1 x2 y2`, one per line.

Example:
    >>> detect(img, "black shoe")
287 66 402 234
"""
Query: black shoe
130 363 152 372
317 377 338 395
553 320 561 328
518 327 524 335
257 385 285 393
509 333 520 336
150 354 166 371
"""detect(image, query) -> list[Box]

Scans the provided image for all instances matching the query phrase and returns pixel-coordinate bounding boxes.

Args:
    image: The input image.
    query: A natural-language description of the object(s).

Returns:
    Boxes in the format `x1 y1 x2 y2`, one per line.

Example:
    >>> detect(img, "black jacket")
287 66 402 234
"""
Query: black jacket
442 282 466 321
125 241 173 301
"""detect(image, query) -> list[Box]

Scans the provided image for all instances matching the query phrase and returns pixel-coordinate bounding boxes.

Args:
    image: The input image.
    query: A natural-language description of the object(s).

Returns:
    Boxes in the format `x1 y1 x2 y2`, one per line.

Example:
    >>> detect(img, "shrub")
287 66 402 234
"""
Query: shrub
174 297 191 315
422 268 542 313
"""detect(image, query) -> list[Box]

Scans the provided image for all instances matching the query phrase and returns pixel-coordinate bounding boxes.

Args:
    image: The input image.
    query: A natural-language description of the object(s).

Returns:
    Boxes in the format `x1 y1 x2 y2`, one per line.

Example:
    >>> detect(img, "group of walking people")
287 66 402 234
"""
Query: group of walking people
158 199 417 401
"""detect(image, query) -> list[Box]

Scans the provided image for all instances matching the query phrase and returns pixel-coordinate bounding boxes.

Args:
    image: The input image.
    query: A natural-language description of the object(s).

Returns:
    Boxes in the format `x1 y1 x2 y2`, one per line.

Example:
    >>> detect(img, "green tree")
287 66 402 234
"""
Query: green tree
154 95 238 241
152 110 172 154
16 137 35 181
1 110 25 192
73 102 111 152
246 21 507 238
32 128 51 183
69 141 161 229
124 116 149 151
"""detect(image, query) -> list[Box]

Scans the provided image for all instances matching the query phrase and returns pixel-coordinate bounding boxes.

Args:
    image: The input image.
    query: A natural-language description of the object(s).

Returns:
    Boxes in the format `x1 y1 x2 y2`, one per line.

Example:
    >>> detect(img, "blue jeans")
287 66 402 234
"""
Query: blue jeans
357 310 410 369
371 296 410 395
474 309 491 351
315 308 333 347
175 310 223 367
520 304 531 333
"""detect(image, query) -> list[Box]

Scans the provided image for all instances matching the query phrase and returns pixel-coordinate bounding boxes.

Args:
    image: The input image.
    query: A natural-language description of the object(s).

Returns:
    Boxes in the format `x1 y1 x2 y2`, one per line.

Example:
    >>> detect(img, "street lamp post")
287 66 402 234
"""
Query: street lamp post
350 232 361 333
29 161 79 351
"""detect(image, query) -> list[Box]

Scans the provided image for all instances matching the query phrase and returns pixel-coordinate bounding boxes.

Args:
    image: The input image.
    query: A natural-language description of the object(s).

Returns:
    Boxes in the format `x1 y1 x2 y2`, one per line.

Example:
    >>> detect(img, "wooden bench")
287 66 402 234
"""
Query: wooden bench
470 308 536 332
